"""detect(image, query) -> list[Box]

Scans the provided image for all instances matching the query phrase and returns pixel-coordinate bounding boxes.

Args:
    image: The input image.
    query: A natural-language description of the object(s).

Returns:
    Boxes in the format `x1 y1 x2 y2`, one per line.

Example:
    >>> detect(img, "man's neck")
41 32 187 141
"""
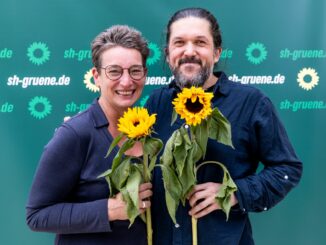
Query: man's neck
203 73 218 90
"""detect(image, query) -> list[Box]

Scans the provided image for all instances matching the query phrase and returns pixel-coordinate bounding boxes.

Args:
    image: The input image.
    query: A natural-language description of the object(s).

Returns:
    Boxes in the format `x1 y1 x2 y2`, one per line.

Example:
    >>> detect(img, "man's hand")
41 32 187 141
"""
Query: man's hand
188 182 238 219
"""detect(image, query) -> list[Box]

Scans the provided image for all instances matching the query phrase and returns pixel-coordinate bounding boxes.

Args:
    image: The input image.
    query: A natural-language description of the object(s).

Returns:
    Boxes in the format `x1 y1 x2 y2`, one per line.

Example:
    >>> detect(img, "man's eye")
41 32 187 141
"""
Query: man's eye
195 40 206 46
174 40 184 46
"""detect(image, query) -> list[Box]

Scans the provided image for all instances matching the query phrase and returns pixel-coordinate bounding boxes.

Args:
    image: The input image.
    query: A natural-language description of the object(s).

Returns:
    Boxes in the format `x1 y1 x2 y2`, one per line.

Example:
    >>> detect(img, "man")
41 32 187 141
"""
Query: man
146 7 302 245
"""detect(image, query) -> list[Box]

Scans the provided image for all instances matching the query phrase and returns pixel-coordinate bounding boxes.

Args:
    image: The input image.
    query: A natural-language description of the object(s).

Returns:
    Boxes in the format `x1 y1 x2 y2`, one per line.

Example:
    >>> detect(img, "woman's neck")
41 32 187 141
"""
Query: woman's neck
98 97 123 138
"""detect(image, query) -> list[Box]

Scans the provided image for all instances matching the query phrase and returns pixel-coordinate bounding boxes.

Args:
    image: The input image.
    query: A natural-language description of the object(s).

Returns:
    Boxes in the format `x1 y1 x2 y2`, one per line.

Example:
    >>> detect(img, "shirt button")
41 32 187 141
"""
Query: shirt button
284 175 289 180
263 207 268 211
242 208 246 212
175 224 180 228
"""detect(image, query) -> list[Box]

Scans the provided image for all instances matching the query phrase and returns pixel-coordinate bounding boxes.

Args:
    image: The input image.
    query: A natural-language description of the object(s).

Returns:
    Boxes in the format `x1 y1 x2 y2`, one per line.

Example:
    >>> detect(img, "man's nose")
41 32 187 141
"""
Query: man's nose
184 42 196 56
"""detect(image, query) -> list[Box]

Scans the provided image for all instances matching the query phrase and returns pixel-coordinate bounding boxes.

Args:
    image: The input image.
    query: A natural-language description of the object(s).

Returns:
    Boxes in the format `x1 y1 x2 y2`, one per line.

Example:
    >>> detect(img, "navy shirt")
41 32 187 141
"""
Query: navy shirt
145 72 302 245
26 100 147 245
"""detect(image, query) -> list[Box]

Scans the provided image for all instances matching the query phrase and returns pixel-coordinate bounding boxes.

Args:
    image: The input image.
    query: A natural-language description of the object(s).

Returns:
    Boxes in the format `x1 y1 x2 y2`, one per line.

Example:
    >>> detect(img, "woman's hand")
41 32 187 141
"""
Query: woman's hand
108 182 153 221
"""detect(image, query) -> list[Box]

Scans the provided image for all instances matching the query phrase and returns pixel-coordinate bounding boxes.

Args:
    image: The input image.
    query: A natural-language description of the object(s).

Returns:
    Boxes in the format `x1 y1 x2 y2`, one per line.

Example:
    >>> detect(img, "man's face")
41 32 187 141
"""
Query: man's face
166 17 221 88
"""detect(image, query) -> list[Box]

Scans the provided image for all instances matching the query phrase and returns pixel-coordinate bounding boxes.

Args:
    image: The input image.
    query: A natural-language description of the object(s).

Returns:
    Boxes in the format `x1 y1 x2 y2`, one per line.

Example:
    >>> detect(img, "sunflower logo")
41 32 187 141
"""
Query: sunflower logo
297 68 319 91
27 42 51 65
118 107 156 139
139 95 149 107
146 42 161 66
246 42 267 65
83 68 99 92
172 86 213 126
28 96 52 119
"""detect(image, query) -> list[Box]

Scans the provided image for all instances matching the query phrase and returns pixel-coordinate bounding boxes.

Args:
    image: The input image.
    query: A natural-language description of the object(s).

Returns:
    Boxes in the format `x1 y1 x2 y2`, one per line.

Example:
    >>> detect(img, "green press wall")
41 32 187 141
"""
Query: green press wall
0 0 325 244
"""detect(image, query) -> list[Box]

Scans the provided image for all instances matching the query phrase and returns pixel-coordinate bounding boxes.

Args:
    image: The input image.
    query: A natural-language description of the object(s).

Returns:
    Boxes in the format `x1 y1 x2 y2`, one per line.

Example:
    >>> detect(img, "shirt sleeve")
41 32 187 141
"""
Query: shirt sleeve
26 124 112 234
234 96 303 213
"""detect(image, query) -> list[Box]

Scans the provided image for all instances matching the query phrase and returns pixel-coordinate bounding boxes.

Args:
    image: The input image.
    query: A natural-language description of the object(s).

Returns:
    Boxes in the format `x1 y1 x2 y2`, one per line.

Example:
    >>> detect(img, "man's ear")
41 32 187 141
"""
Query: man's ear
165 47 169 62
214 47 222 63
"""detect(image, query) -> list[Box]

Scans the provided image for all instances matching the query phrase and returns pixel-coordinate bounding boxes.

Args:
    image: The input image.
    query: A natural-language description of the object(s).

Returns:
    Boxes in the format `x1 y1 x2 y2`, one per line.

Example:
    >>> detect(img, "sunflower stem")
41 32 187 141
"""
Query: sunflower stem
192 216 198 245
142 143 153 245
146 208 153 245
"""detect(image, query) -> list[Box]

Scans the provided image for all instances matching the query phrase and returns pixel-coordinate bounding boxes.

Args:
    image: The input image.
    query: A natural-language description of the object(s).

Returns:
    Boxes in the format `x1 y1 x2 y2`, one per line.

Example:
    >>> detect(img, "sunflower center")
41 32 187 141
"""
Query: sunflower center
185 97 203 113
133 120 140 127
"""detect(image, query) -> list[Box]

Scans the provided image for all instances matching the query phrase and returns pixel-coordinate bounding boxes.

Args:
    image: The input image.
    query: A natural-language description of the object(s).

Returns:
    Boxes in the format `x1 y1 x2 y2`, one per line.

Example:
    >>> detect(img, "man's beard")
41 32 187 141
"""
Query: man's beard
171 57 211 89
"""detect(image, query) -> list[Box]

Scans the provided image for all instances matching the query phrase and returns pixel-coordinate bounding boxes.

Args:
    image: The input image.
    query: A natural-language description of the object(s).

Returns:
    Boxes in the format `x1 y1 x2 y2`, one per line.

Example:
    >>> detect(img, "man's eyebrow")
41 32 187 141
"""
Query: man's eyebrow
171 35 209 40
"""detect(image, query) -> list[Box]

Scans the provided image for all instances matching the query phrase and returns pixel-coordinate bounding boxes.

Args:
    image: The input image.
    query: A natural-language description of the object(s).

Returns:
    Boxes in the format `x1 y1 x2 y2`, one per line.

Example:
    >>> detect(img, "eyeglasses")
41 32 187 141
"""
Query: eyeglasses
100 65 146 81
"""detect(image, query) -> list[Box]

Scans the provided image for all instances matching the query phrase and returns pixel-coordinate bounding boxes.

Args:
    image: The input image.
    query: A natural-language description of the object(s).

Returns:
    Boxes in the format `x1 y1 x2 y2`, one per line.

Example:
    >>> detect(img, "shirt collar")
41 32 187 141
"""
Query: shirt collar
90 98 109 128
211 71 231 96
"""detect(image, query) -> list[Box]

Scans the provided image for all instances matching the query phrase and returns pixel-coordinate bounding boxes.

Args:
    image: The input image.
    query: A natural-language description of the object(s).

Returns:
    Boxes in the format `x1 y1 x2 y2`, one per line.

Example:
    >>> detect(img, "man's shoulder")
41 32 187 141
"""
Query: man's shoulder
224 79 267 100
147 85 173 104
145 85 174 113
150 85 172 97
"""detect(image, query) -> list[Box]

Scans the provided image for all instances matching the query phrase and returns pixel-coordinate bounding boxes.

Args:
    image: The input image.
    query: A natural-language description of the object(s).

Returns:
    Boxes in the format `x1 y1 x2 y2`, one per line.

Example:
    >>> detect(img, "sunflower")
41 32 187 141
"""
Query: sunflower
118 107 156 139
172 86 213 126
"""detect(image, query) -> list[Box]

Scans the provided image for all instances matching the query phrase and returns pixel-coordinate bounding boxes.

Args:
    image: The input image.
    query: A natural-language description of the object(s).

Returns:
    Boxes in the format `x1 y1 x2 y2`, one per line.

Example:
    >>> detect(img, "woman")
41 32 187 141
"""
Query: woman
26 25 151 245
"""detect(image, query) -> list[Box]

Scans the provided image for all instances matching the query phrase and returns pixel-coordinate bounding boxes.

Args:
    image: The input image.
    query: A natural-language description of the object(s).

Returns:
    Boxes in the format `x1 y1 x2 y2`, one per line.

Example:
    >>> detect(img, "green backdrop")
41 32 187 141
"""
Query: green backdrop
1 0 325 244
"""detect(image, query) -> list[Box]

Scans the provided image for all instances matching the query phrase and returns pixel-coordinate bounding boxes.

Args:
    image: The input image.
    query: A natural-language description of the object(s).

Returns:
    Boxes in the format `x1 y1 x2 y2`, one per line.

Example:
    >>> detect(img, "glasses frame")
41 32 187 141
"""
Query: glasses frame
100 65 147 81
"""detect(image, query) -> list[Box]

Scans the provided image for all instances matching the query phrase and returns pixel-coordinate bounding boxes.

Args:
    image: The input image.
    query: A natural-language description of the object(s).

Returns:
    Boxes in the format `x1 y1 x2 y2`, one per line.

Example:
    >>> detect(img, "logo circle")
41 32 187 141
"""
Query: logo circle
84 69 99 93
27 42 51 65
246 42 267 65
28 96 52 119
297 68 319 91
146 42 161 66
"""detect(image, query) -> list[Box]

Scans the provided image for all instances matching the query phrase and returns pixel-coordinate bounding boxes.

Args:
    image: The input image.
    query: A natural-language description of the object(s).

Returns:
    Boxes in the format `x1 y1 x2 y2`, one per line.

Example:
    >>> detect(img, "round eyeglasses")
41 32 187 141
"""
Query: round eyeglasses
100 65 146 81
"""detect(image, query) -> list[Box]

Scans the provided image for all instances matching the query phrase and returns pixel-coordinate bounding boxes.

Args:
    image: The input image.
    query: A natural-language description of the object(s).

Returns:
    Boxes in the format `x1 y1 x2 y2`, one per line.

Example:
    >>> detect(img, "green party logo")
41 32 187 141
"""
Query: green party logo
83 68 99 93
297 67 319 91
246 42 267 65
28 96 52 119
27 42 51 65
139 95 149 107
146 42 161 66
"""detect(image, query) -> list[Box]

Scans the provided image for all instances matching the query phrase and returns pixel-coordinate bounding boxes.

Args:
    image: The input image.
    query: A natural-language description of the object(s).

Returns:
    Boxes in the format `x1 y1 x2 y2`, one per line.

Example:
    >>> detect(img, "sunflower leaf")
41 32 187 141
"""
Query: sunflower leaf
215 170 237 220
126 165 142 209
105 133 124 158
173 129 192 177
192 121 209 159
197 161 237 221
121 188 138 227
171 109 178 126
111 139 135 171
143 137 163 172
159 164 182 224
161 130 178 167
103 170 116 197
122 165 143 226
209 108 234 148
111 157 132 190
179 145 197 204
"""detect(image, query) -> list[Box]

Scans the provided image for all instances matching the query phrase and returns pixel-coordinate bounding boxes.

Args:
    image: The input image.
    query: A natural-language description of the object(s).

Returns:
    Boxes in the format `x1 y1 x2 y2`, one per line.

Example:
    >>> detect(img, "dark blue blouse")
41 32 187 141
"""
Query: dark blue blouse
145 72 302 245
26 100 147 245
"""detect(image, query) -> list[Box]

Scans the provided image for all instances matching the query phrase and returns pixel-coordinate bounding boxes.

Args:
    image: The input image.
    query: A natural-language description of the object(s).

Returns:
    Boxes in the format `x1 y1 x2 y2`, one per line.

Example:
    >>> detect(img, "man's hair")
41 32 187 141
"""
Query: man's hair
91 25 149 70
165 7 222 49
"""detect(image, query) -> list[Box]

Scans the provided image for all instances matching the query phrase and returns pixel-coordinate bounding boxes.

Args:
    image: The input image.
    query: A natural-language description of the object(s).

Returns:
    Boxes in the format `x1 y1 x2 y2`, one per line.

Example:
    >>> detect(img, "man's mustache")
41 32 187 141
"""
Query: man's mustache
178 57 202 66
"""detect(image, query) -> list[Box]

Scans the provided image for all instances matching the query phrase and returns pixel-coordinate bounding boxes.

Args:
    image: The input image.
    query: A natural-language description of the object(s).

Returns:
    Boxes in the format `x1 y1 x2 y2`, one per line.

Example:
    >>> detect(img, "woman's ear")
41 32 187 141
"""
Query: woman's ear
92 67 100 88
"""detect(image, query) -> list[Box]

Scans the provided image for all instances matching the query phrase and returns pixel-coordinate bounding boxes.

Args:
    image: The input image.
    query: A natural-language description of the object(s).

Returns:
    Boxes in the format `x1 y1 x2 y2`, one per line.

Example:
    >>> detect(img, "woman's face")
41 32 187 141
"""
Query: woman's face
93 46 146 113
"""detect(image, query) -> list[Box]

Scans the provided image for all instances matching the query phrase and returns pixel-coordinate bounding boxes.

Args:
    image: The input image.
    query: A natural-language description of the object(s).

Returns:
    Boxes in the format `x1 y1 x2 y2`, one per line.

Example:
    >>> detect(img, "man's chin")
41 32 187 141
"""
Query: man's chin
179 64 200 73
